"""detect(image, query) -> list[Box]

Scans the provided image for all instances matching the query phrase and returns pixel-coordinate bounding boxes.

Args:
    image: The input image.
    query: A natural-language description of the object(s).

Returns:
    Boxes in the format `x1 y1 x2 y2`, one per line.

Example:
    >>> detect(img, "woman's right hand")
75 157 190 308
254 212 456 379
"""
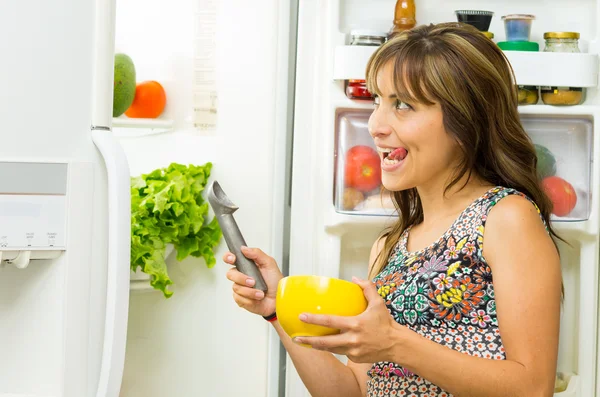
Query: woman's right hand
222 246 283 317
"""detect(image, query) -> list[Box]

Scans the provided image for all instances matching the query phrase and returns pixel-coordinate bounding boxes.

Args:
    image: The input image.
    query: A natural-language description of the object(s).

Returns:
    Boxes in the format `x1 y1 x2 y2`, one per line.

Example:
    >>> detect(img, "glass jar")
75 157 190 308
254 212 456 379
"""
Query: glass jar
542 32 583 106
350 29 387 46
346 30 386 100
518 85 538 105
544 32 580 53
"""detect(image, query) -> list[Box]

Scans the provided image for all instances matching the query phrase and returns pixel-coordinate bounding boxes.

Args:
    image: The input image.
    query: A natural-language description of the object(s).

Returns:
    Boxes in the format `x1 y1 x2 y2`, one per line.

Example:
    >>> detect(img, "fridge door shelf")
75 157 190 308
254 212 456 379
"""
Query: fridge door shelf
112 117 174 138
130 244 174 291
333 45 598 89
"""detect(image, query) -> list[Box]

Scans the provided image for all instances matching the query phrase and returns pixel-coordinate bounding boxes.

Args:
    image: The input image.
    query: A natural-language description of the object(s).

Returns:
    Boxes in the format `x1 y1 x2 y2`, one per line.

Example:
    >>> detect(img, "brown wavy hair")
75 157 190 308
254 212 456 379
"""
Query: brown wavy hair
366 23 561 279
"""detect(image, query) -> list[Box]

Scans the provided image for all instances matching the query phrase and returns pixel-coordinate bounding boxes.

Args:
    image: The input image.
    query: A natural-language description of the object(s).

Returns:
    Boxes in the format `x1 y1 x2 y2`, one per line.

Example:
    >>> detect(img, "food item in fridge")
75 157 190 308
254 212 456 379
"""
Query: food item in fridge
502 14 535 42
130 162 222 297
125 80 167 118
391 0 416 36
342 187 365 210
542 176 577 217
544 32 581 53
112 53 137 117
346 80 372 100
534 144 557 179
541 87 584 106
518 86 538 105
344 145 382 192
455 10 494 32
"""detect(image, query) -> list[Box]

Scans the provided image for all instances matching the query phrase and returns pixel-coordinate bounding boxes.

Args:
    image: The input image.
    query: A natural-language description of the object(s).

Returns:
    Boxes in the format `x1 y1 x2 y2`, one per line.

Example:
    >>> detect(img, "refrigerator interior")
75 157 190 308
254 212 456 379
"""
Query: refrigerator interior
287 1 600 397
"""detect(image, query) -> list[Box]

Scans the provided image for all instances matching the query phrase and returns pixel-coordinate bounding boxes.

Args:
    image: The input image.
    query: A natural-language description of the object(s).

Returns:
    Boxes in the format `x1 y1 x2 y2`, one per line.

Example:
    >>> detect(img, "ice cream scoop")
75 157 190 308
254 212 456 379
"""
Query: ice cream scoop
207 180 268 292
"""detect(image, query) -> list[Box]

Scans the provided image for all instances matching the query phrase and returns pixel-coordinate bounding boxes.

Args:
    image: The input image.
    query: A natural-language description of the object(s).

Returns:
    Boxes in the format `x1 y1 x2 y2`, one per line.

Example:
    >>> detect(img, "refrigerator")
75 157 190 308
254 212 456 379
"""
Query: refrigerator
0 0 130 397
3 0 600 397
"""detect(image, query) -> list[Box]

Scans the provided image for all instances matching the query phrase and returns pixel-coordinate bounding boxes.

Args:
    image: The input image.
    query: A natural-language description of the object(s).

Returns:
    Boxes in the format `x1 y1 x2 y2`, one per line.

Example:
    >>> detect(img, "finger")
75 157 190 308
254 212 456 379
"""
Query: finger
222 252 236 265
226 267 257 287
240 246 276 268
294 333 350 353
232 283 265 300
233 292 257 309
352 276 380 304
299 313 353 330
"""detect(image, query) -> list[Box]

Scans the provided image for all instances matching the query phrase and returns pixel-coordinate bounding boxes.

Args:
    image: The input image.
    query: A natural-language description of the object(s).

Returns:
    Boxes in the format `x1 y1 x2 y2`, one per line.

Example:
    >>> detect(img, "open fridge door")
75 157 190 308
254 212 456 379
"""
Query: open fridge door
288 1 600 396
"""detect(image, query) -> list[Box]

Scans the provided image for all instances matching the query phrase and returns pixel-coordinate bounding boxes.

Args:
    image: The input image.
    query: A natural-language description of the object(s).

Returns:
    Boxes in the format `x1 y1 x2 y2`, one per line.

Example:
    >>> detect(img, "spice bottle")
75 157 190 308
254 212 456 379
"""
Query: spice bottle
345 30 387 100
541 32 584 106
391 0 416 36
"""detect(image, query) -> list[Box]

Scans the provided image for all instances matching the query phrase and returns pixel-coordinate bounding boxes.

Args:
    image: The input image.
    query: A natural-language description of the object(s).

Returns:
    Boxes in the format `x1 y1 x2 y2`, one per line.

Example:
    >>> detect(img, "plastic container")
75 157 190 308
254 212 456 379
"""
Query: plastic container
521 116 592 221
334 109 395 215
502 14 535 42
455 10 494 31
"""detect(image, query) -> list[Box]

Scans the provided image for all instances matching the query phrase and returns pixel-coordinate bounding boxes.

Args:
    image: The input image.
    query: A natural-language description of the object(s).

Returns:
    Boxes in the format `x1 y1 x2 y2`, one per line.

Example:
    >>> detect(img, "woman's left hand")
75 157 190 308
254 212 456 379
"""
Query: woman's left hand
294 277 403 364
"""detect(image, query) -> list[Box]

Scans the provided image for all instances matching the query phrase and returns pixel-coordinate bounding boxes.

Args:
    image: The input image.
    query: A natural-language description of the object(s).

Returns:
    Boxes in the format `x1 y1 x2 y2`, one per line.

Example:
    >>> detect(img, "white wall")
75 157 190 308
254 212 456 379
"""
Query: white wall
115 1 284 396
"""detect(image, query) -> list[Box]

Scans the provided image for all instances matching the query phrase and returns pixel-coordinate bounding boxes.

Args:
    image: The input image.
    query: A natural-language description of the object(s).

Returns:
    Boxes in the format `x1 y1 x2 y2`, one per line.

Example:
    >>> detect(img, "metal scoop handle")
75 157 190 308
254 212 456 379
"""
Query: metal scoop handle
207 181 268 292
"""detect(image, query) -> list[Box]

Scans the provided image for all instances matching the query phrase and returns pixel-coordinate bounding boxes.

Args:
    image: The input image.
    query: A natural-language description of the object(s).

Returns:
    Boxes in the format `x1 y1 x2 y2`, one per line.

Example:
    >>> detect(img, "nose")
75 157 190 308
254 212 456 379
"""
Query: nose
368 108 393 139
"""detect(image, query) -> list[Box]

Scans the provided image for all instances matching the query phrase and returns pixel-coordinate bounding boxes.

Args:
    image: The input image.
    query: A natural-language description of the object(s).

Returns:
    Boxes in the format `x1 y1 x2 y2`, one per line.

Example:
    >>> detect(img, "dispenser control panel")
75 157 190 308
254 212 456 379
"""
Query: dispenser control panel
0 162 67 249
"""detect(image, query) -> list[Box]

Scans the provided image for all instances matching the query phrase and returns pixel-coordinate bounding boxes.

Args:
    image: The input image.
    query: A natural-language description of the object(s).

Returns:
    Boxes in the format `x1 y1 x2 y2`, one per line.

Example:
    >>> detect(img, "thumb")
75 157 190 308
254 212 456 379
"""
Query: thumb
352 276 380 304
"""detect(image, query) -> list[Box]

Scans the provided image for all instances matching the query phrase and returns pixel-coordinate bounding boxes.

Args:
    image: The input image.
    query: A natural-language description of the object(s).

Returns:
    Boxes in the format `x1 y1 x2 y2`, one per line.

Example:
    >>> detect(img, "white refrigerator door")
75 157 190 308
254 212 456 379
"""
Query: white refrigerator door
0 0 130 396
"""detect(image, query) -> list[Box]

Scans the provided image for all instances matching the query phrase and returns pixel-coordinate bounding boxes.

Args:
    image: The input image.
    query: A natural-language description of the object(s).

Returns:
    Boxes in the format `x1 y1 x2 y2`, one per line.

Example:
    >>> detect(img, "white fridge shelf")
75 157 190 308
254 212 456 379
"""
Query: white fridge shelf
333 45 599 88
112 117 174 137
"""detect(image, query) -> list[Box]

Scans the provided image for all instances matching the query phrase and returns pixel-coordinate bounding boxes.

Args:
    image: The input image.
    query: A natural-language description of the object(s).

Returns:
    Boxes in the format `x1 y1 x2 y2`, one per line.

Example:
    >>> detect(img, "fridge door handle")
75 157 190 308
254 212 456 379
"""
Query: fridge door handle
91 129 131 397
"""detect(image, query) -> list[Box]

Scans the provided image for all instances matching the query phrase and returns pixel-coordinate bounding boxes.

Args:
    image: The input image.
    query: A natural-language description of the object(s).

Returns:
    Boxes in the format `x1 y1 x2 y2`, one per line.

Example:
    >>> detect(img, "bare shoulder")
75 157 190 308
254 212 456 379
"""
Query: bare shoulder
483 193 558 268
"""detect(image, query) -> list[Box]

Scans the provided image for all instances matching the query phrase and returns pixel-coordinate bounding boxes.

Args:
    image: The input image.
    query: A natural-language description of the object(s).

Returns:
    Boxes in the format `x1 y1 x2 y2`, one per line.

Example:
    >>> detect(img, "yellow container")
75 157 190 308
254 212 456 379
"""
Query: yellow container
276 275 368 340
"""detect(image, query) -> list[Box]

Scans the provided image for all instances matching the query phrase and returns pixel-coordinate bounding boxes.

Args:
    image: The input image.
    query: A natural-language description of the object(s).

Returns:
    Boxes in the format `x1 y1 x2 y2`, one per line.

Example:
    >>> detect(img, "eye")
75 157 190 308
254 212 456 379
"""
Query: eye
396 100 412 110
373 95 381 107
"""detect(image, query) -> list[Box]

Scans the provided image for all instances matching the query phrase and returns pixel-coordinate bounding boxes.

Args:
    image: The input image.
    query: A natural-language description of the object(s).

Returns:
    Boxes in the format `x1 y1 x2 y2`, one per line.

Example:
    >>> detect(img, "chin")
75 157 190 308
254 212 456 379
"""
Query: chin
381 176 413 192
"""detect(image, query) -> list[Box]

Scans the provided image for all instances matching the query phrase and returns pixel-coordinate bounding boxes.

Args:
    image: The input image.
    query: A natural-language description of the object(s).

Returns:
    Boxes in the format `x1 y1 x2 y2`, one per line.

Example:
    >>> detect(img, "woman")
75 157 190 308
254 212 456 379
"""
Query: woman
223 22 562 397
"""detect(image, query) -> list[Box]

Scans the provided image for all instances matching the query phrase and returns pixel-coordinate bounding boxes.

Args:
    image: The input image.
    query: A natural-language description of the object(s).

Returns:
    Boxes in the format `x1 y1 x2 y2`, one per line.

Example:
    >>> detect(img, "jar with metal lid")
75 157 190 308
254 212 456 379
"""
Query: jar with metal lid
350 29 387 46
544 32 580 53
541 32 584 105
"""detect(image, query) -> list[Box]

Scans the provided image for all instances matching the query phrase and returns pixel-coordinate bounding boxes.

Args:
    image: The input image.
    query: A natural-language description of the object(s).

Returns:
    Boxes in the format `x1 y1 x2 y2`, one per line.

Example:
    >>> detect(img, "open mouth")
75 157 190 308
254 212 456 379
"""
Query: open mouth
377 147 408 165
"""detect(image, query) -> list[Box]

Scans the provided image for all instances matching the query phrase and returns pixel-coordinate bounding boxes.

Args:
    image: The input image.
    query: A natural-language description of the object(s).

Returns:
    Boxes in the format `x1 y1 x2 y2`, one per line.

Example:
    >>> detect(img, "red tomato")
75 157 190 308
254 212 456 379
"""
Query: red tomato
542 176 577 217
344 145 381 192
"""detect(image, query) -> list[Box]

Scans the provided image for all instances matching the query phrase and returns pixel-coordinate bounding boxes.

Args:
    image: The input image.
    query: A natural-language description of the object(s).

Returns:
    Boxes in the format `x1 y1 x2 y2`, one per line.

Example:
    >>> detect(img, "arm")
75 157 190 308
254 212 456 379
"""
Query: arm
224 242 384 397
279 237 387 396
387 195 561 396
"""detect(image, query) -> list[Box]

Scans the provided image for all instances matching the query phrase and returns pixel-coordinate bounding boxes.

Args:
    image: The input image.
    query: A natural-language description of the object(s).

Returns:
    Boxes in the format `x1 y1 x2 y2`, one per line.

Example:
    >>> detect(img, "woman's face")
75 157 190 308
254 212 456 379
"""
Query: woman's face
368 62 461 192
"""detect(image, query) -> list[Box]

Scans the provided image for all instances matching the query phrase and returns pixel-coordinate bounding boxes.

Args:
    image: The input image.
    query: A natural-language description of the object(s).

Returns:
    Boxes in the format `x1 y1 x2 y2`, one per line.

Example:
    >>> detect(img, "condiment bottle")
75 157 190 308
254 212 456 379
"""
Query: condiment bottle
391 0 416 35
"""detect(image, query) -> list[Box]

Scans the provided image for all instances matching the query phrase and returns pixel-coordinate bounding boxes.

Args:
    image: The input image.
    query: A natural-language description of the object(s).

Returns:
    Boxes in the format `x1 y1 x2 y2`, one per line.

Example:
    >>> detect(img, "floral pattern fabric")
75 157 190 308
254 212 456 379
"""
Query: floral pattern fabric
367 187 541 396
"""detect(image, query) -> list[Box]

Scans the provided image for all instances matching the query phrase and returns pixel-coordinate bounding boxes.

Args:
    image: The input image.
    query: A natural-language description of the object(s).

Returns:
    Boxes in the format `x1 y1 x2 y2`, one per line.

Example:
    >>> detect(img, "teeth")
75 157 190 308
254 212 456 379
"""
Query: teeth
384 157 400 165
377 147 393 154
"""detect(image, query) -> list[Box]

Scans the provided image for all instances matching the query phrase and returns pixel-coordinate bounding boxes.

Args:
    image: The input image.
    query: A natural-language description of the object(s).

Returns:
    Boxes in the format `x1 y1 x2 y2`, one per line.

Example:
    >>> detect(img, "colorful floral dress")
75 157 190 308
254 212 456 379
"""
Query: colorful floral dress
367 187 542 397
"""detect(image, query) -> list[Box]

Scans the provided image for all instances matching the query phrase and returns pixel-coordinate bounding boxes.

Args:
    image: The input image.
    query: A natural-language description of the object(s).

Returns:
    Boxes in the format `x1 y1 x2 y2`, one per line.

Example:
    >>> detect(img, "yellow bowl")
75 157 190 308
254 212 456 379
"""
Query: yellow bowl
276 275 368 340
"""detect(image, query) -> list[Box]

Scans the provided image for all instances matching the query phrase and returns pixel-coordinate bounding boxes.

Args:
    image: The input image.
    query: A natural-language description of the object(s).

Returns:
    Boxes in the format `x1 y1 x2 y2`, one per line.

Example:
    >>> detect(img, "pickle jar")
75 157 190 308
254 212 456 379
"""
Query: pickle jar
541 32 584 106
